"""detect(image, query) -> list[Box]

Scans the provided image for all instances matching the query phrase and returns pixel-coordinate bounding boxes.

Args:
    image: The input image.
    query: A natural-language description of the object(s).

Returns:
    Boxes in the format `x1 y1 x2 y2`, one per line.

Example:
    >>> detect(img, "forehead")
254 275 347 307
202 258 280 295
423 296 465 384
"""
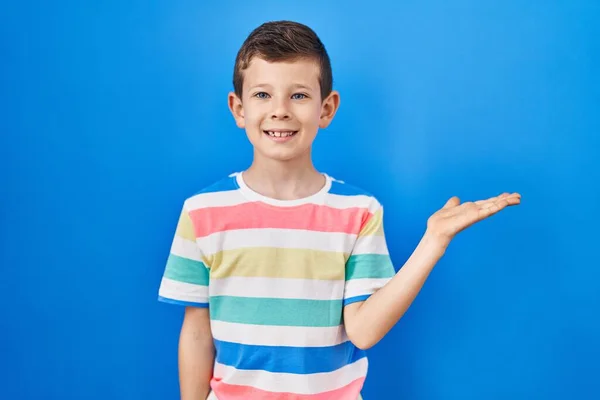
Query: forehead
243 57 320 90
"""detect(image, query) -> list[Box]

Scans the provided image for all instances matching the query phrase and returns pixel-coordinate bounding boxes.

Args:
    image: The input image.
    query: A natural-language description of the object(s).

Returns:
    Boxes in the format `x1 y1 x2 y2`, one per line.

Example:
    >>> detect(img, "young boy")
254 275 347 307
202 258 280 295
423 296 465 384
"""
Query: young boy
157 20 520 400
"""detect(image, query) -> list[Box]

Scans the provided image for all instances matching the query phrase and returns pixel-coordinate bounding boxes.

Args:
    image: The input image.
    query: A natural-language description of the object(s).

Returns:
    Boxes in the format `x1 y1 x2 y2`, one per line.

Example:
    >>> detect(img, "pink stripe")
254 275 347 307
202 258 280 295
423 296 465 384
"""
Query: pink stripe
189 202 372 238
210 376 365 400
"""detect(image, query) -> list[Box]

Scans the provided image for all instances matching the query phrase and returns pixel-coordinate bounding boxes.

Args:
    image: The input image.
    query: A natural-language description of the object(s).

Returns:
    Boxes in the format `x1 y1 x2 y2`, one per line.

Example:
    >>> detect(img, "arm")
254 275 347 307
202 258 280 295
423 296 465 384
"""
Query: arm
157 202 215 398
344 192 521 350
344 231 444 350
179 307 214 400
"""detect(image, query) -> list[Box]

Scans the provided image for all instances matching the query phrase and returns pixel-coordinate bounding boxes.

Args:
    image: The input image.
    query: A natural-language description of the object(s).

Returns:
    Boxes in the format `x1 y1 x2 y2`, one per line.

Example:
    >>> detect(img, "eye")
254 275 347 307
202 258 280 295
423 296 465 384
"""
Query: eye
254 92 270 99
292 93 308 100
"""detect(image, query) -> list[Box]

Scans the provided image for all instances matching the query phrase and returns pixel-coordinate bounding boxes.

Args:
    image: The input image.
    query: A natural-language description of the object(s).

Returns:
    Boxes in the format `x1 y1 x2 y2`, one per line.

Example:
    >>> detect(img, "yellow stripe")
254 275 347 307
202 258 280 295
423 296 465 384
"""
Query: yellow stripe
360 207 384 236
209 247 346 280
176 210 196 241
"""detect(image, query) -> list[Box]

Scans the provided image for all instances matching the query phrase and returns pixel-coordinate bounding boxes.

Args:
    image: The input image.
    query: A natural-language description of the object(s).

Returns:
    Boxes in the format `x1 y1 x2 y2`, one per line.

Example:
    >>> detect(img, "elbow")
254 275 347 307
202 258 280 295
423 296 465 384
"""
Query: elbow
346 328 378 350
344 303 384 350
353 340 375 351
349 336 377 350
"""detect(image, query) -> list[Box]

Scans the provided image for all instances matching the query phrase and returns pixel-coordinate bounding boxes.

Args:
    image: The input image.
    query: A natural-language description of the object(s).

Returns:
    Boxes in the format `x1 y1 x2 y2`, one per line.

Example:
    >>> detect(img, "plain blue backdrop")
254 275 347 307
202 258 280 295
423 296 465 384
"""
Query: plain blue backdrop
1 1 599 399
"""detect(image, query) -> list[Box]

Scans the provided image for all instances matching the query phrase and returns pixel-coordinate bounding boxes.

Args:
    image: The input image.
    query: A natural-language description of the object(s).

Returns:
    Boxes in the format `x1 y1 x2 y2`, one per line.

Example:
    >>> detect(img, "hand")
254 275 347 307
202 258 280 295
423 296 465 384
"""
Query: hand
426 192 521 249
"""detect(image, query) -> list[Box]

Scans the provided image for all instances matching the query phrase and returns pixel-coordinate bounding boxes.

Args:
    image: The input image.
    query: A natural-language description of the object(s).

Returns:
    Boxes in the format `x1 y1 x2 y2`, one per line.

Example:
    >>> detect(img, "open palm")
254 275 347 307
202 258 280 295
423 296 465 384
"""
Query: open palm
427 192 521 246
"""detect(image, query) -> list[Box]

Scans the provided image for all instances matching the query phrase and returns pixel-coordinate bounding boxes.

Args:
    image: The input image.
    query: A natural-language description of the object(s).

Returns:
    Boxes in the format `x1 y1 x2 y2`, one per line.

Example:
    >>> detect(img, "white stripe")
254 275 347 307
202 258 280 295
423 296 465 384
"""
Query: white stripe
210 277 344 301
213 357 368 394
344 278 391 298
197 228 356 256
185 184 380 212
170 236 202 261
186 189 248 209
324 193 375 210
158 277 208 303
211 320 349 347
352 234 388 255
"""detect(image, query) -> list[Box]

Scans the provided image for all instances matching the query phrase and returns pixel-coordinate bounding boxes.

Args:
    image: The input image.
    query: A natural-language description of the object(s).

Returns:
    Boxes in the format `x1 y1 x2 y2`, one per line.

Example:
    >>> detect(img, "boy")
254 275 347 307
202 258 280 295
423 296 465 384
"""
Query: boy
157 20 520 400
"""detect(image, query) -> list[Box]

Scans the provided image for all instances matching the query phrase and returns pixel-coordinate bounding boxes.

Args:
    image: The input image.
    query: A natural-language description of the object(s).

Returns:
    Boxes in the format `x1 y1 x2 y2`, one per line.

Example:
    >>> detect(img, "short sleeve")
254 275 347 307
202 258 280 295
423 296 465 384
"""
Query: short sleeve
158 203 210 308
343 202 396 306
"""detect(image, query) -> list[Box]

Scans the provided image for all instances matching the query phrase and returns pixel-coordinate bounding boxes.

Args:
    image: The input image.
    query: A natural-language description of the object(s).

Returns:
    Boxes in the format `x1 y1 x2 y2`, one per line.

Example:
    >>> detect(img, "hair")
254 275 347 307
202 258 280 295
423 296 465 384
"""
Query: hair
233 20 333 101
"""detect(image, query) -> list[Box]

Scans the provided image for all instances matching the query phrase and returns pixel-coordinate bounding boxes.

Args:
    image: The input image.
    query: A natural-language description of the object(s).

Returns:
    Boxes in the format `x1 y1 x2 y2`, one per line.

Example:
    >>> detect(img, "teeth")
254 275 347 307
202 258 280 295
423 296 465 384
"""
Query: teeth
267 131 295 137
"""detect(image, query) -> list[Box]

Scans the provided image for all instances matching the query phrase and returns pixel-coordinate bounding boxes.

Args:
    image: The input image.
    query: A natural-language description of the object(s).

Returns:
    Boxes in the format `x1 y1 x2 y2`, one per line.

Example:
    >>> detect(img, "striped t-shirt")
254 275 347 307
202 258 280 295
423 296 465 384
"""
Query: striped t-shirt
158 172 396 400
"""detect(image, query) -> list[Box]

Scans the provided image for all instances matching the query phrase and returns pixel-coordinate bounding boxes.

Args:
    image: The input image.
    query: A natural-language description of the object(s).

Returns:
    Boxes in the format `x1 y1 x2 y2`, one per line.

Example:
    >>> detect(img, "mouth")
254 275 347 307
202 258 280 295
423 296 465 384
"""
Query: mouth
263 130 299 142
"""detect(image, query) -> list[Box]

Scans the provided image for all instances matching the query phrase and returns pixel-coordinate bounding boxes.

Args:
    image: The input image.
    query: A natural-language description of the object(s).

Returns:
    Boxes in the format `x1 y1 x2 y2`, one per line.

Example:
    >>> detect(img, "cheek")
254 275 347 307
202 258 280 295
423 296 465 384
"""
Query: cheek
242 107 263 127
296 105 321 125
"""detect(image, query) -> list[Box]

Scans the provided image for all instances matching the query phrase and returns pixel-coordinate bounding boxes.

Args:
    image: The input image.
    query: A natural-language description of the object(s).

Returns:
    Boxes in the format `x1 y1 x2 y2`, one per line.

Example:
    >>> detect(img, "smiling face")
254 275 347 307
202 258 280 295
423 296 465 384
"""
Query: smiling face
228 57 340 163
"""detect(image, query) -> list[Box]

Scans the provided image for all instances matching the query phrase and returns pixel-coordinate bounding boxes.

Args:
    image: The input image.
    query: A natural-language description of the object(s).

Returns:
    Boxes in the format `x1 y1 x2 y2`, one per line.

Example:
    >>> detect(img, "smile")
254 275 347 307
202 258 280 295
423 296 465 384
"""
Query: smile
263 130 298 138
263 130 298 142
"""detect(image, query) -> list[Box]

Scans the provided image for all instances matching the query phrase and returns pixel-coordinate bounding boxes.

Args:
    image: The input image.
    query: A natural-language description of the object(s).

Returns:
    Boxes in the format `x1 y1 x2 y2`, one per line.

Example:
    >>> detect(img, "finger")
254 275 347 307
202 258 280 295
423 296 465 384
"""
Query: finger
474 192 511 205
502 194 521 207
442 196 460 209
454 194 521 229
491 193 521 206
480 194 521 214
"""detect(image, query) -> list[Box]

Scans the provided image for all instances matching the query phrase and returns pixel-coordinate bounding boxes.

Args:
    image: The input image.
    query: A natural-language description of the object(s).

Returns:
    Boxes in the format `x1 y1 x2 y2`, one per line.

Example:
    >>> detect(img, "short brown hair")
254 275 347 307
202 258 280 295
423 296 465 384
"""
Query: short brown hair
233 20 333 100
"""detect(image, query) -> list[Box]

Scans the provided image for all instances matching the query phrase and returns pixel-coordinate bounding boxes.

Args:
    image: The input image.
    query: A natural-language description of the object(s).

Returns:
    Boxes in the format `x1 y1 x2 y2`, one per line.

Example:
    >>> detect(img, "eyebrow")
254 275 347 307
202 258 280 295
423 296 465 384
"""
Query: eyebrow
248 83 315 91
290 83 314 91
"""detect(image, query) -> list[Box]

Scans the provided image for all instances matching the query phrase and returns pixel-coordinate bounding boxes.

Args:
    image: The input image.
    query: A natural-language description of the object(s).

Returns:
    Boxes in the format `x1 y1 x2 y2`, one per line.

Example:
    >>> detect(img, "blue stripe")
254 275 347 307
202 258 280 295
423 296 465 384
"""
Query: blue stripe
158 296 209 308
343 295 370 306
214 339 366 374
193 175 238 195
328 179 373 197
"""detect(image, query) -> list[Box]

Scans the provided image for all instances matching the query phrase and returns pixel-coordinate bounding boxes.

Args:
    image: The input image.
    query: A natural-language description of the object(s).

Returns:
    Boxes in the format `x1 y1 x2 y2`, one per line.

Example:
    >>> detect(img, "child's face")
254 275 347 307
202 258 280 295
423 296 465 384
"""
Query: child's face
228 57 339 163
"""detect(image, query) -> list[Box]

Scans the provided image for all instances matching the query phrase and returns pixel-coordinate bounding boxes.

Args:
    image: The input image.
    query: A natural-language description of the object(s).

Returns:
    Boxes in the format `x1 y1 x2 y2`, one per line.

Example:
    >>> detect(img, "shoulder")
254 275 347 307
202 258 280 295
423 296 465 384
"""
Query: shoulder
325 174 383 211
182 173 242 211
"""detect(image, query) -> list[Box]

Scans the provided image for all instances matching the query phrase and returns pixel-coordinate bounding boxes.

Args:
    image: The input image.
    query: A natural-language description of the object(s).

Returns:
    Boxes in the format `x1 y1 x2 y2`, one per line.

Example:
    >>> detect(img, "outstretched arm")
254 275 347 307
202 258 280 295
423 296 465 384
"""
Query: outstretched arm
344 192 521 350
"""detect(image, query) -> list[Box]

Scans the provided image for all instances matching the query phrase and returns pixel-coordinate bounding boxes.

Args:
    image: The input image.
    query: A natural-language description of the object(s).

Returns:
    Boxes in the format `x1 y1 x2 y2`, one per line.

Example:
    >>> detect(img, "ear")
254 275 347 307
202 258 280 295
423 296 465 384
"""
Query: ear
228 92 245 128
319 90 340 129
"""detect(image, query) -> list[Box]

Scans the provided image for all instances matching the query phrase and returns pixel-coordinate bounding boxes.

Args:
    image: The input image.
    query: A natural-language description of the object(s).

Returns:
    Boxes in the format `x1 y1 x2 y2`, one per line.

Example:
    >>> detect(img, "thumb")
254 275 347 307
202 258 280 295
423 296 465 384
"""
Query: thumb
443 196 460 209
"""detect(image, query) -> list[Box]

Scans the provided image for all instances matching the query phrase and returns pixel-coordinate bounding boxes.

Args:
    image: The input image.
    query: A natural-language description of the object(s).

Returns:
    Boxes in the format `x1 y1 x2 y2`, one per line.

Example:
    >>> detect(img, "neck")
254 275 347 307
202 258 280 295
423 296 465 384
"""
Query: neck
243 151 325 200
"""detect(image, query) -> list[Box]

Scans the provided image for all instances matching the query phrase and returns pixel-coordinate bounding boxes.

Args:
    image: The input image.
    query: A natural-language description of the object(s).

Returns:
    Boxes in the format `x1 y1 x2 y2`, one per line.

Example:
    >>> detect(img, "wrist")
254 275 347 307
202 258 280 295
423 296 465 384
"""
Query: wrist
422 229 450 257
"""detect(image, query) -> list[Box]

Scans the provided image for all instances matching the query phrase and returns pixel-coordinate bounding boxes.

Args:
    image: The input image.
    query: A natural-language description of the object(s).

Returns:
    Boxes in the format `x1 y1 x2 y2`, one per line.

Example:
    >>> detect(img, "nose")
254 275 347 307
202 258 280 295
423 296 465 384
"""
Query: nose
271 98 291 120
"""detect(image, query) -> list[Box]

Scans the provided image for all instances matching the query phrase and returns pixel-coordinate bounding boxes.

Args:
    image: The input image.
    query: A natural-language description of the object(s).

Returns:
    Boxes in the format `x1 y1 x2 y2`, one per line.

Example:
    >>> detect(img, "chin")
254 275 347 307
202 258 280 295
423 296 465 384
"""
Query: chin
255 145 309 162
261 150 301 162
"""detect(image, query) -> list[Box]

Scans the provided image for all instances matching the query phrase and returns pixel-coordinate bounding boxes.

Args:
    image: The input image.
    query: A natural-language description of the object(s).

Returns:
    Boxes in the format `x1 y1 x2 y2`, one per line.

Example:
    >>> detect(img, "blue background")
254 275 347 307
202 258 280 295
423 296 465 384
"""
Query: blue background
1 1 599 399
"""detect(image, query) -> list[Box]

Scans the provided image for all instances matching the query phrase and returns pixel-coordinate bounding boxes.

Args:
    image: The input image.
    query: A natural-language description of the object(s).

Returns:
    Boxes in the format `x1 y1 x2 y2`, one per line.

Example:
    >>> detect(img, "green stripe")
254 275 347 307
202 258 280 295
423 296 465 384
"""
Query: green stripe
164 254 209 286
346 254 395 280
210 296 342 327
